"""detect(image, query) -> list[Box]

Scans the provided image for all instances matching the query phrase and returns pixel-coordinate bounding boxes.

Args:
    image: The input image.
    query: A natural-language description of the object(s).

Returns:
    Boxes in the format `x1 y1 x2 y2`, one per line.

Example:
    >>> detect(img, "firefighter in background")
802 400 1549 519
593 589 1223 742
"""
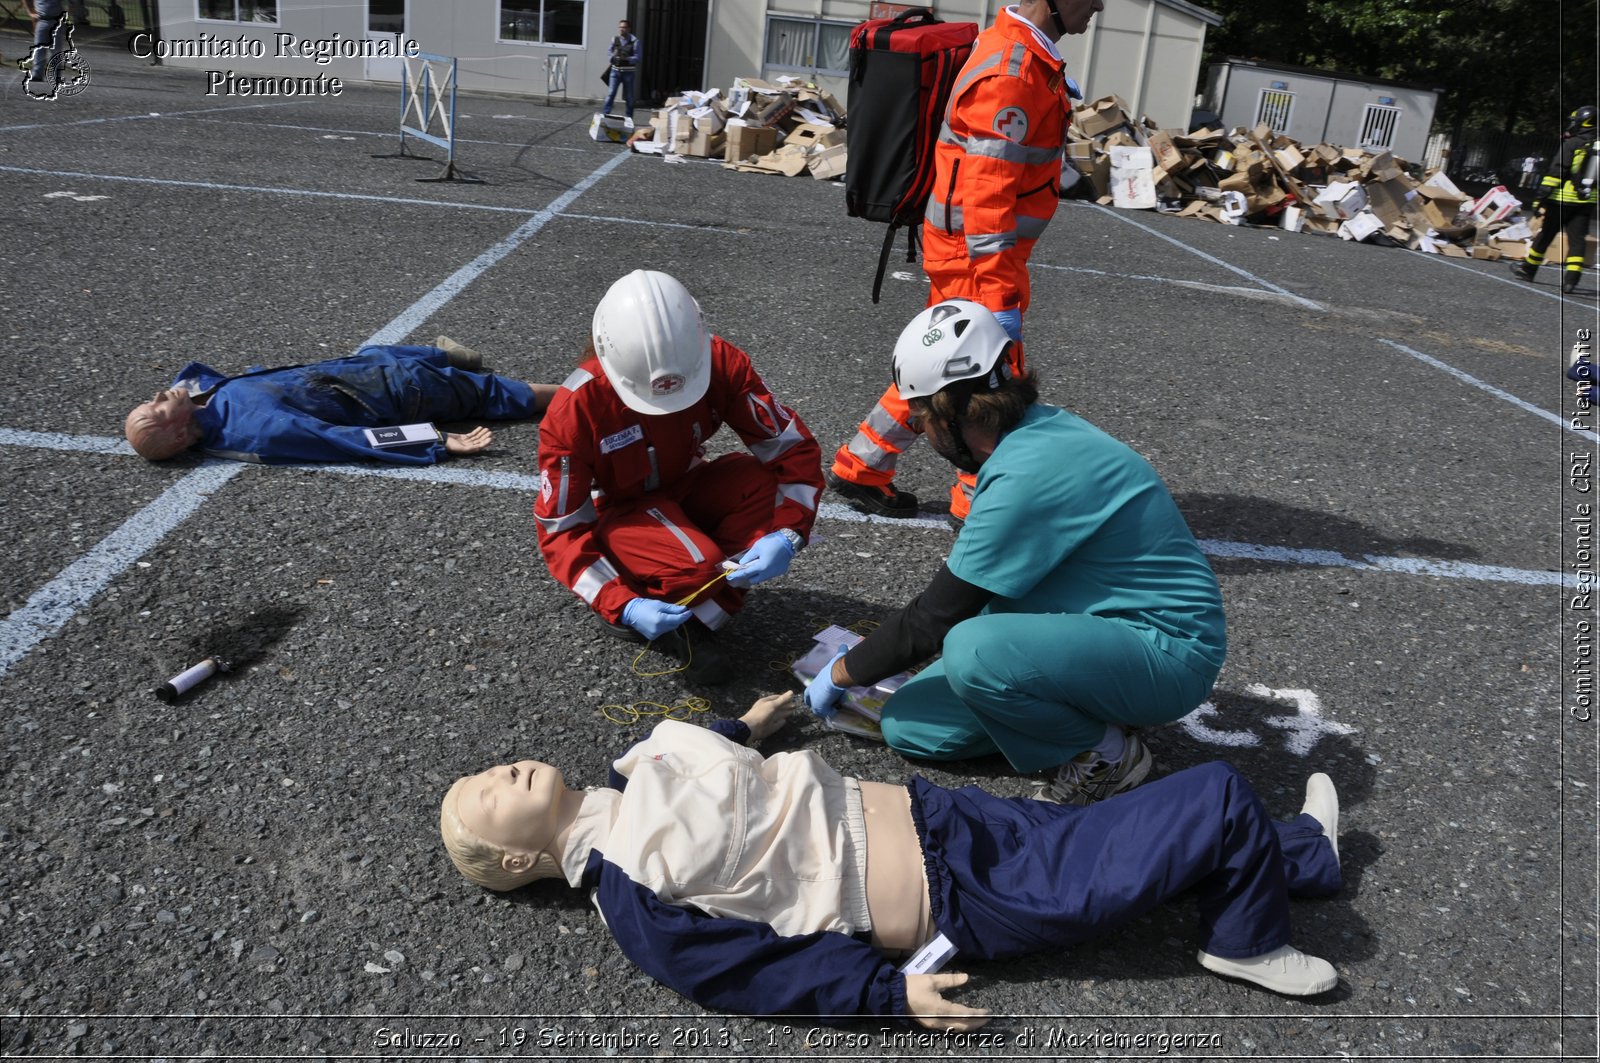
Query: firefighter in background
1510 105 1597 296
535 271 823 685
827 0 1101 526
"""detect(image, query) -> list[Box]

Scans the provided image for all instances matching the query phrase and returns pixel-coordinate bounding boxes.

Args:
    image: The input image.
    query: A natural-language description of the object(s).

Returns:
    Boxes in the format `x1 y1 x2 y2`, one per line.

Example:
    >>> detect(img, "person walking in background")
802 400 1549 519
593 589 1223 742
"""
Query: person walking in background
602 18 641 119
1510 106 1597 296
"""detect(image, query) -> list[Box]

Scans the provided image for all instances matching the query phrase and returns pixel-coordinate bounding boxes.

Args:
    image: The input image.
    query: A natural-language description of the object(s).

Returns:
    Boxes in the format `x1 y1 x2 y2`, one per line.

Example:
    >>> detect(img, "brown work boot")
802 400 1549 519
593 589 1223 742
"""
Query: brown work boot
434 335 484 372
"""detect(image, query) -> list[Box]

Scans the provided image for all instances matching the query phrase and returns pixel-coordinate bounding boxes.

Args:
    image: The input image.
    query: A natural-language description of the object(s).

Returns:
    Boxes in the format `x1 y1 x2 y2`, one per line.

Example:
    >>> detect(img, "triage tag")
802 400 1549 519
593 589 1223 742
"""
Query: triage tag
899 932 958 975
363 424 439 448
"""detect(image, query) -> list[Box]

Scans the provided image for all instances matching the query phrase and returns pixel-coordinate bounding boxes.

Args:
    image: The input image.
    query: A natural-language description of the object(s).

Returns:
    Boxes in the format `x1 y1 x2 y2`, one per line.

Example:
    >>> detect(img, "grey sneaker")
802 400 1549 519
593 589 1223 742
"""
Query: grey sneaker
434 335 484 372
1034 730 1153 805
1197 944 1338 995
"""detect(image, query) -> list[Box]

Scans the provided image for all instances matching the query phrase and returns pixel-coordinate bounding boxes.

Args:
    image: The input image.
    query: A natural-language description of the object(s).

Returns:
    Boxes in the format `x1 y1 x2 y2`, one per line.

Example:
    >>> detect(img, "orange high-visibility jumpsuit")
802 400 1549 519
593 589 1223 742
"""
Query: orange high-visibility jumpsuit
832 10 1073 518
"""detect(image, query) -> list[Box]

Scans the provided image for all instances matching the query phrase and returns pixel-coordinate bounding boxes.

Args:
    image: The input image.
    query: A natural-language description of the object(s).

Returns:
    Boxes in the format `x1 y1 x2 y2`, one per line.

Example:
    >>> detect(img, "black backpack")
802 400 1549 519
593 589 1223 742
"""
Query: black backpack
844 8 978 303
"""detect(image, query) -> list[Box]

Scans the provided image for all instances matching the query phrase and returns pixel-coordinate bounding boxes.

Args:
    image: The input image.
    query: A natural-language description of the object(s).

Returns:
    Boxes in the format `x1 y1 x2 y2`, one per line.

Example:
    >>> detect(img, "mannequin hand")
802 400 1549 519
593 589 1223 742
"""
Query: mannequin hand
991 307 1023 342
444 427 493 455
726 531 796 588
905 972 991 1032
621 598 692 641
740 691 797 743
803 645 850 718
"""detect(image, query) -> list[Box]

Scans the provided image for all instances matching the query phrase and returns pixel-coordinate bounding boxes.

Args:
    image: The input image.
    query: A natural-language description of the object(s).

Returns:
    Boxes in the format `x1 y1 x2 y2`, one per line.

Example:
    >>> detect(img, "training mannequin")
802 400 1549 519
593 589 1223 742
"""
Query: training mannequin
124 339 558 464
440 693 1345 1030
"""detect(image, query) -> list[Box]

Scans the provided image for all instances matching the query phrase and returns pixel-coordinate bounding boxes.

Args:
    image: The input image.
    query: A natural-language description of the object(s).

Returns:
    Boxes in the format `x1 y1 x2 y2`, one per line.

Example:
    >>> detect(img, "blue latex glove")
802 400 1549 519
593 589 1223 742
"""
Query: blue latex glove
1064 75 1083 101
992 307 1023 342
804 645 851 718
621 597 692 641
726 531 797 588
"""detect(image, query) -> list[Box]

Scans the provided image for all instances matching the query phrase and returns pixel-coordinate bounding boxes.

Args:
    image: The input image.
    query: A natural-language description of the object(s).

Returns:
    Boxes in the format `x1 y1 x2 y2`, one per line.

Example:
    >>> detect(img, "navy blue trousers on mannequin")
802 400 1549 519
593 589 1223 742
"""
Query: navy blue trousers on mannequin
912 761 1341 961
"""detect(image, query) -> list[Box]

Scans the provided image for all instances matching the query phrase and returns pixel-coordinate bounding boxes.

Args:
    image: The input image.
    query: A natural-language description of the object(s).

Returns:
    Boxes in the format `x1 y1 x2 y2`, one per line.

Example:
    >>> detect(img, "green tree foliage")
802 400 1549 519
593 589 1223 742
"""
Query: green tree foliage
1199 0 1594 134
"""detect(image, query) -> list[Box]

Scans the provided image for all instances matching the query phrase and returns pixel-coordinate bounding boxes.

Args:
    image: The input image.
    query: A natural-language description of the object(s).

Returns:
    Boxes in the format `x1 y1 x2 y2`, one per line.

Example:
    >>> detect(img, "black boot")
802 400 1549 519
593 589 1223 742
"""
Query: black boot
825 470 919 518
1563 272 1581 295
1508 261 1537 282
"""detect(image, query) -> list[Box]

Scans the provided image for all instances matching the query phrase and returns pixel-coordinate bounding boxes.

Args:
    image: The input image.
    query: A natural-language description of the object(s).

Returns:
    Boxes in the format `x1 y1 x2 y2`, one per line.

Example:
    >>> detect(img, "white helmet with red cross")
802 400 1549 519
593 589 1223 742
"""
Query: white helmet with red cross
592 269 712 415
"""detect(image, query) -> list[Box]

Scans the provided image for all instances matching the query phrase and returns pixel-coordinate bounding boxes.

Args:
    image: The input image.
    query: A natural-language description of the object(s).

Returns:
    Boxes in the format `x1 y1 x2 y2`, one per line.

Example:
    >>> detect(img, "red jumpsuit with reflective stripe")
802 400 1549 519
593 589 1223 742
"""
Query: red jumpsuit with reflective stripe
536 337 823 629
832 11 1071 517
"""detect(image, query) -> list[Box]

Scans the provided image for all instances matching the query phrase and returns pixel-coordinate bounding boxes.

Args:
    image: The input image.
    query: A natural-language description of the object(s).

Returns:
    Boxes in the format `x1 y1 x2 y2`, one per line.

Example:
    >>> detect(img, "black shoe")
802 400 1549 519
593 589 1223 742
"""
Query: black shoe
826 471 919 518
1509 261 1537 282
1563 273 1581 295
946 511 965 533
657 619 734 686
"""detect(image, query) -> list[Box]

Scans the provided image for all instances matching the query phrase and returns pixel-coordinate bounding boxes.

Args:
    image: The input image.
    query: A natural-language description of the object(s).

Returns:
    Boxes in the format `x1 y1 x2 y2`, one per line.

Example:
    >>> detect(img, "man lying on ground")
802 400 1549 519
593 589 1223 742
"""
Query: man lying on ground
123 338 558 465
439 692 1344 1030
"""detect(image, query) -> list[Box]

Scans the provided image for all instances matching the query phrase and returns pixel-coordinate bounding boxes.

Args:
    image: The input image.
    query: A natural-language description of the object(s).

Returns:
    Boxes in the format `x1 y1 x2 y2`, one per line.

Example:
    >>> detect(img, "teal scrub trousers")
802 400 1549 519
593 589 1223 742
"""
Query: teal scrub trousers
879 611 1218 773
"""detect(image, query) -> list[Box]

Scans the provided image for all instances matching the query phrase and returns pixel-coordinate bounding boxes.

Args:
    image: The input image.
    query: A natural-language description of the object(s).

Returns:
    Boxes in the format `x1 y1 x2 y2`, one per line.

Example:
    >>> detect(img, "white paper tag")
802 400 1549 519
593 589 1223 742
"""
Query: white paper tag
899 932 957 975
363 423 438 448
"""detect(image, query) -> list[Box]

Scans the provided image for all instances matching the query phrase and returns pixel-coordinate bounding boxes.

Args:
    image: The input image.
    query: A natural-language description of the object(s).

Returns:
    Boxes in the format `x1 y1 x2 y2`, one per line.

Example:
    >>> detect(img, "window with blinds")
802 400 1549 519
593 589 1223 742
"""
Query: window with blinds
1359 104 1401 151
1255 89 1294 133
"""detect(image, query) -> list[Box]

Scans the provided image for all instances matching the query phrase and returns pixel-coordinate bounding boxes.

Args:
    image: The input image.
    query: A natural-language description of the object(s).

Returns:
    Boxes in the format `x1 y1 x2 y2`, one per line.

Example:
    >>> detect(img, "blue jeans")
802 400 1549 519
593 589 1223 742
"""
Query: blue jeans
603 67 636 117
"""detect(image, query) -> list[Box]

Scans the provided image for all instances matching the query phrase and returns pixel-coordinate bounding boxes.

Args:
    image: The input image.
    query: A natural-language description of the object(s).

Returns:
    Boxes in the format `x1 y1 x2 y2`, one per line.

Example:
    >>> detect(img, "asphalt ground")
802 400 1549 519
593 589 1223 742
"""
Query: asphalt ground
1 40 1596 1062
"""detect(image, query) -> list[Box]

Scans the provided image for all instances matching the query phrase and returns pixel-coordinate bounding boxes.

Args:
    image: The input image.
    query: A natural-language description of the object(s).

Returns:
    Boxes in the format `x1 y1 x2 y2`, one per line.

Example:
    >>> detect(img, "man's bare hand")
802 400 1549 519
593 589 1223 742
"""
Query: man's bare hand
444 427 494 455
905 972 991 1032
739 691 797 743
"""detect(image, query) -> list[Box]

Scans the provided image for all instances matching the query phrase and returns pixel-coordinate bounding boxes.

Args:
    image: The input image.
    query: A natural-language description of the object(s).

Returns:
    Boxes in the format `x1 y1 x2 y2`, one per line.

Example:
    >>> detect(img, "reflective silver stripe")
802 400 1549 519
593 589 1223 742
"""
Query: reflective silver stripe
556 454 571 515
950 50 1003 102
644 446 659 492
1005 43 1025 78
748 418 807 463
846 430 900 472
560 367 593 391
777 482 820 511
926 197 957 229
536 499 597 535
864 404 918 450
1018 214 1051 239
943 127 1063 166
689 597 731 630
968 231 1018 257
573 556 619 604
647 507 705 563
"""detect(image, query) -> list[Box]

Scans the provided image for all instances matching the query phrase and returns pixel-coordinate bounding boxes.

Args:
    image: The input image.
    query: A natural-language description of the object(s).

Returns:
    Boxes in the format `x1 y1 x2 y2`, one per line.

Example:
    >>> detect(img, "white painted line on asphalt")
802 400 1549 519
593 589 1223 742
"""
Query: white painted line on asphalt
0 152 634 679
0 428 135 454
0 100 298 133
1080 203 1324 311
0 462 245 679
2 430 1569 587
0 165 540 214
1033 262 1317 308
362 150 631 346
557 212 745 235
1198 538 1572 587
181 117 590 150
1410 249 1571 304
1377 337 1598 442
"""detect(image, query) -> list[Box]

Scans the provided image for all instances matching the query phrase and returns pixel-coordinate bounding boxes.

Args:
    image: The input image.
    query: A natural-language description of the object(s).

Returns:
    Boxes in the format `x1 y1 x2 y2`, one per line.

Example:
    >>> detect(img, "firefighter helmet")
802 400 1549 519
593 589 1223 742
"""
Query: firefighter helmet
1568 105 1597 132
592 270 712 416
891 300 1013 400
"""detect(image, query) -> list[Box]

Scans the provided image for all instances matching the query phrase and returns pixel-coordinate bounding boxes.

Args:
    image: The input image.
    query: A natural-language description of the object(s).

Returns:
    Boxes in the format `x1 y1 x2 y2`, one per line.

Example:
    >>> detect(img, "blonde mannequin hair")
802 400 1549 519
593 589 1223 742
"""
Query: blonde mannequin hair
439 776 561 892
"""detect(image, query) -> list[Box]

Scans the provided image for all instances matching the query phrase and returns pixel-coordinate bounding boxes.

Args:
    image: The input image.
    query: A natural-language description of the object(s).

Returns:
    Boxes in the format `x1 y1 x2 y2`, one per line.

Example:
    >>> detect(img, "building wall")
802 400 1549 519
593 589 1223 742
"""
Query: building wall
1212 62 1439 162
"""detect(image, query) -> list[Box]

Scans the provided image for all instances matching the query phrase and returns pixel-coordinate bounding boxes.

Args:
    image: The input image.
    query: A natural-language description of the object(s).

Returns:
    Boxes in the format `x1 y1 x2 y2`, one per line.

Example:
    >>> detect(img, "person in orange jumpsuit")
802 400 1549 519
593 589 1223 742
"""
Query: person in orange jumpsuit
829 0 1102 525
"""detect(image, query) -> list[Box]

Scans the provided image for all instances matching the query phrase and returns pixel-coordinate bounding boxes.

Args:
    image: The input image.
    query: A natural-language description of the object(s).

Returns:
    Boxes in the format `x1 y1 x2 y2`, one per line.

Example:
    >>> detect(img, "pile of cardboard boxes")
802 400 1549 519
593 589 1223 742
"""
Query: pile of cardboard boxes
1066 95 1591 264
629 76 848 182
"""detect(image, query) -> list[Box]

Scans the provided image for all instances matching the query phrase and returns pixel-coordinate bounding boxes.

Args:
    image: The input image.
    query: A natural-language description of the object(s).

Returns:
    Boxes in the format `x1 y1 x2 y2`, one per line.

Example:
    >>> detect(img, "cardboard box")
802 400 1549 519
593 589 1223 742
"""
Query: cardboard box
1274 144 1305 173
588 112 634 143
1065 141 1097 176
785 122 842 151
1313 181 1368 220
1338 211 1384 242
1279 204 1305 232
723 123 777 163
1471 244 1502 260
1145 130 1183 173
807 142 847 180
1074 95 1131 137
1470 185 1522 225
1420 197 1466 229
1363 178 1410 227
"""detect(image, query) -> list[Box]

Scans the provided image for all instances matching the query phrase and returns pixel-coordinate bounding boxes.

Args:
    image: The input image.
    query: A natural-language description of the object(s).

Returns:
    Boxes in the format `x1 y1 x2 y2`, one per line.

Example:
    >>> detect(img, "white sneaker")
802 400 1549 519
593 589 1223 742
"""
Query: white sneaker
1198 944 1338 995
1301 773 1339 866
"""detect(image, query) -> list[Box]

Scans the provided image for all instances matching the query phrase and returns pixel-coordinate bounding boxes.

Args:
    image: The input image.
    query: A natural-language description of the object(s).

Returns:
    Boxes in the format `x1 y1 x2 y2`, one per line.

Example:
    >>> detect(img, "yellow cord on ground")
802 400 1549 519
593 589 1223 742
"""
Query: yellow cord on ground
600 697 710 725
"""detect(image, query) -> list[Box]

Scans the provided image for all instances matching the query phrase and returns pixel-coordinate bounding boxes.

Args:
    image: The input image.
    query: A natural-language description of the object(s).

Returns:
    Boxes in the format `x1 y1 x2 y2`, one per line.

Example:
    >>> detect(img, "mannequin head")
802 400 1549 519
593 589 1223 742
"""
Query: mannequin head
439 760 579 891
125 387 201 460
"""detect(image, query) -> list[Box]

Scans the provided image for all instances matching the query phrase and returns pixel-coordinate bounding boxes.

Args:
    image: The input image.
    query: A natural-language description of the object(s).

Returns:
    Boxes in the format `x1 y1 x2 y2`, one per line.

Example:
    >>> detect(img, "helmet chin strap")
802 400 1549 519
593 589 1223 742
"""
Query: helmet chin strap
1042 0 1069 37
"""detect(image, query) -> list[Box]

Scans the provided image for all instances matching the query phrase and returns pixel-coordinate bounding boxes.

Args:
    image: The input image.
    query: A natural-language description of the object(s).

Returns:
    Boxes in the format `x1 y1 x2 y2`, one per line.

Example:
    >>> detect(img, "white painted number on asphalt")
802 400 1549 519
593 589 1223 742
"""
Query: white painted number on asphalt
1178 684 1355 756
44 190 109 202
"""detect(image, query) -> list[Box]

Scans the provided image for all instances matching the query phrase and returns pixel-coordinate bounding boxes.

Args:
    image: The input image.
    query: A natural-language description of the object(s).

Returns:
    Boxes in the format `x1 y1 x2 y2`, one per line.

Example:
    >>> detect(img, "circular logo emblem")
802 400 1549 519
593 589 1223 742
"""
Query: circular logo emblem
993 105 1029 142
651 373 685 396
922 328 943 347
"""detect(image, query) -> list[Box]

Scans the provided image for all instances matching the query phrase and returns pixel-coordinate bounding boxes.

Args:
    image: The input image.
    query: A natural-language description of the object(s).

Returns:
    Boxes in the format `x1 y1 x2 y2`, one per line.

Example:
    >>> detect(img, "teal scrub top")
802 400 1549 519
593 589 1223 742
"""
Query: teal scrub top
945 404 1226 673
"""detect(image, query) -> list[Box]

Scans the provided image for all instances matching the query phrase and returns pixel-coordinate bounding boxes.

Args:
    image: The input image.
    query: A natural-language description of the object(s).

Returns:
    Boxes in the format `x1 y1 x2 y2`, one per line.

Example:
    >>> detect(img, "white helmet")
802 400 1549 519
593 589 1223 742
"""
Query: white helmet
891 300 1013 400
592 270 713 415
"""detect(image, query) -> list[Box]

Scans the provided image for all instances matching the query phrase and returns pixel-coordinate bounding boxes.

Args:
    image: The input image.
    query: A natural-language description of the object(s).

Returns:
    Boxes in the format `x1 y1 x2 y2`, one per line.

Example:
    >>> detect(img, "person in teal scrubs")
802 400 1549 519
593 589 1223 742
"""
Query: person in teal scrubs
805 300 1226 805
